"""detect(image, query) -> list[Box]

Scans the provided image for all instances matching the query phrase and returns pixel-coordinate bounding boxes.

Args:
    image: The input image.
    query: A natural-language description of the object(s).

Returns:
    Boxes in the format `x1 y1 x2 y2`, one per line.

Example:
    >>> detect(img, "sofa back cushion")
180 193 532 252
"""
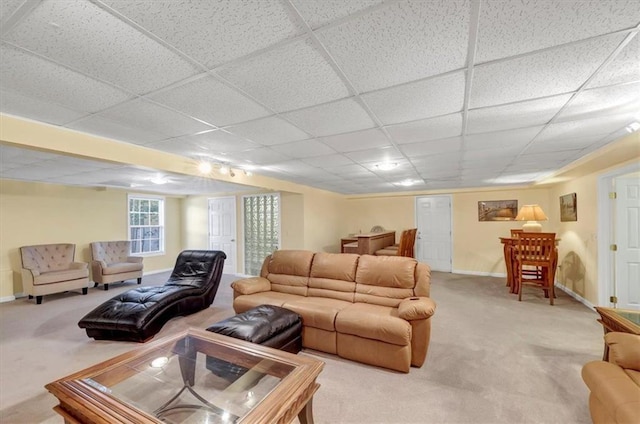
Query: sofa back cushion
266 250 313 296
20 244 75 272
91 241 130 264
309 252 358 302
355 255 417 307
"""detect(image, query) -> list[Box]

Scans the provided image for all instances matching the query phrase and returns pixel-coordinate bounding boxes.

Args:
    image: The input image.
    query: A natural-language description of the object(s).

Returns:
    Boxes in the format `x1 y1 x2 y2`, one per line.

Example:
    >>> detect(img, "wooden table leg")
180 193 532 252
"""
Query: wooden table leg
298 396 315 424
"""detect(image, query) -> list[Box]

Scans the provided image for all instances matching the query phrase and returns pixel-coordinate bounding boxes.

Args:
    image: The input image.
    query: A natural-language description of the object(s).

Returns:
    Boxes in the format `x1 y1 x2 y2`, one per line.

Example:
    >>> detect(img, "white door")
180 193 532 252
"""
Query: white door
208 197 236 274
615 176 640 310
415 195 452 272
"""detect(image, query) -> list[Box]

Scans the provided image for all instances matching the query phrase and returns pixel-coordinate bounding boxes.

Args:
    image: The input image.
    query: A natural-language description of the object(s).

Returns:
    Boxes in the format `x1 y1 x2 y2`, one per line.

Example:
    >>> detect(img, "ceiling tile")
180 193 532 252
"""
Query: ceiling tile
399 136 463 158
470 34 626 108
217 38 349 112
0 89 86 126
238 147 292 165
319 128 390 152
146 75 271 127
226 116 310 146
476 0 640 63
0 44 132 113
0 144 59 165
537 113 636 142
525 134 608 154
266 160 323 175
318 0 470 92
464 126 543 151
270 139 336 158
412 152 462 168
65 114 167 145
281 98 375 136
557 83 640 122
386 113 463 144
302 153 354 168
291 0 384 29
4 0 200 94
94 98 212 139
460 157 505 170
587 34 640 88
344 146 404 163
466 94 572 134
147 130 260 159
462 148 520 162
325 163 375 177
1 0 26 21
100 0 304 68
512 150 582 166
362 72 466 125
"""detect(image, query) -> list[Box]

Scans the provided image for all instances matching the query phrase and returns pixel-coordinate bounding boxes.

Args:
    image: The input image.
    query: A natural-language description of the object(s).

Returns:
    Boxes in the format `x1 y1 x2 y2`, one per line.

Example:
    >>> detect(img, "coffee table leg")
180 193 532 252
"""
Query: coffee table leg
298 397 314 424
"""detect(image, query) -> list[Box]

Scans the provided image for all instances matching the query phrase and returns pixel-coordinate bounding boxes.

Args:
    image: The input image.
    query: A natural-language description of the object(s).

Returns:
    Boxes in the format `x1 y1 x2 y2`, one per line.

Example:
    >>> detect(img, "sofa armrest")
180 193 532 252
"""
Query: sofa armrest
582 360 640 423
606 332 640 370
398 297 436 321
127 256 144 264
231 277 271 295
70 262 88 270
22 267 40 277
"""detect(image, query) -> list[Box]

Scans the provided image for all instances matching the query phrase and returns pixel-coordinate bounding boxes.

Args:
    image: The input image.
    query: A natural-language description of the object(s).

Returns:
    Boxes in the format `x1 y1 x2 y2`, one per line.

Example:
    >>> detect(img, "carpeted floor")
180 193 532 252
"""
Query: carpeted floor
0 271 603 423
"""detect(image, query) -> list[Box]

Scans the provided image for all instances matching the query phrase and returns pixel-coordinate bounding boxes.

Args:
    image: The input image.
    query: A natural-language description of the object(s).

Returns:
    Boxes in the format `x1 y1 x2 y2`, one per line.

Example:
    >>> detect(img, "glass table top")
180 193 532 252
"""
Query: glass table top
613 309 640 326
79 333 295 423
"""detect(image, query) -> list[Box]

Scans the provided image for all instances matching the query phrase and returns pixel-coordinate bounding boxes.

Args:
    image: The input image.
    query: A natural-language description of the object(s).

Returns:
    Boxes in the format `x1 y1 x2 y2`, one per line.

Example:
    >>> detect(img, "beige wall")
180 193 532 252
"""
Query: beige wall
0 179 182 299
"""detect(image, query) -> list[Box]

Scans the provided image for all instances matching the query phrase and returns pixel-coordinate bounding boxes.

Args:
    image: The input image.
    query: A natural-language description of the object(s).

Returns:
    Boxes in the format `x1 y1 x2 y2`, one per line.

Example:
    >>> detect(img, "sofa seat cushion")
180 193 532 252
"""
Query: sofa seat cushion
625 369 640 387
283 297 352 331
336 303 411 346
102 262 143 275
234 292 303 313
582 360 640 423
34 268 89 285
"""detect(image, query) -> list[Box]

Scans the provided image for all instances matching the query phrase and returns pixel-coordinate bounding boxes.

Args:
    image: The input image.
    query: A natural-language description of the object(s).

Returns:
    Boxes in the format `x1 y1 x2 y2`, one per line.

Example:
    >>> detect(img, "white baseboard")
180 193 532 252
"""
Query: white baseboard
0 295 16 303
554 283 595 311
452 269 507 278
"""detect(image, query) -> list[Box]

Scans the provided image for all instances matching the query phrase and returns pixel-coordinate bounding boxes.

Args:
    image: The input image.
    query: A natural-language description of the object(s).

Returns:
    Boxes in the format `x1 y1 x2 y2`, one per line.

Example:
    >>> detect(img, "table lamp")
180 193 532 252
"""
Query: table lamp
515 204 548 232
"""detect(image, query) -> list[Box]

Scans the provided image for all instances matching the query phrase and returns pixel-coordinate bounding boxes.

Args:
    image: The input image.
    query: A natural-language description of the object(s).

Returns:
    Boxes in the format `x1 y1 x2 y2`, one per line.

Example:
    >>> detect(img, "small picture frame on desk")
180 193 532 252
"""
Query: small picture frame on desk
560 193 577 222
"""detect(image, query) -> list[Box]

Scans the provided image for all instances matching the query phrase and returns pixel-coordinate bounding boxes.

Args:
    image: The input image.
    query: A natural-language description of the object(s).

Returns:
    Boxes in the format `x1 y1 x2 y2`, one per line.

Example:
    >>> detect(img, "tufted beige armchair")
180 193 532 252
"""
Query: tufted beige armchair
90 241 143 290
20 243 89 304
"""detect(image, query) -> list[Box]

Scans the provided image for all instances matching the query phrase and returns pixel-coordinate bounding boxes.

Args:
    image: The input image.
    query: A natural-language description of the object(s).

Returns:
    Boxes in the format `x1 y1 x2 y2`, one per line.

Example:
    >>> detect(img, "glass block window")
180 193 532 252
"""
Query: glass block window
128 195 164 255
243 193 280 275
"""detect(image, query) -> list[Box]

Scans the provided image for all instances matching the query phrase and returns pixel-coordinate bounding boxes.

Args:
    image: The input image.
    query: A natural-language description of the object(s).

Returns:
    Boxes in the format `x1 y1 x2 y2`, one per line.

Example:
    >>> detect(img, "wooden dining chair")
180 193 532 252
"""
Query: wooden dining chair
375 228 417 258
514 232 557 305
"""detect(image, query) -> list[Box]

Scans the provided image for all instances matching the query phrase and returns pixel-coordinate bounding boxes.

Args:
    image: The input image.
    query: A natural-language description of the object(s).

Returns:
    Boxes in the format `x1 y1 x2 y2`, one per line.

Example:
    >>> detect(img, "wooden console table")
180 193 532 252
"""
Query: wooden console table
341 231 395 255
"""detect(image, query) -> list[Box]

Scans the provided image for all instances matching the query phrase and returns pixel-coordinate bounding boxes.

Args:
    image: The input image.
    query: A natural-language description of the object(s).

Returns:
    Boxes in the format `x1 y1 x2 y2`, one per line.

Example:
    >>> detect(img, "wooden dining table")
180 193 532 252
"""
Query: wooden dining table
499 236 560 294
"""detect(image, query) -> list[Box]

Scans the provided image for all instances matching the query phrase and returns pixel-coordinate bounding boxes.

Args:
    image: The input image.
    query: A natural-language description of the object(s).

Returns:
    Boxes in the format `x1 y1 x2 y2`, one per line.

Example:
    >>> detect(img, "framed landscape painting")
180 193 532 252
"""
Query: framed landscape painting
478 200 518 222
560 193 577 222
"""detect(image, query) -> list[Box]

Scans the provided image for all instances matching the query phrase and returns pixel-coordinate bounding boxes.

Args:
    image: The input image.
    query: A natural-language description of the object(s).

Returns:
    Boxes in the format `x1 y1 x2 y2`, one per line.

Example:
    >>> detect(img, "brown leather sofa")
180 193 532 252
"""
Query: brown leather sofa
231 250 436 372
582 332 640 424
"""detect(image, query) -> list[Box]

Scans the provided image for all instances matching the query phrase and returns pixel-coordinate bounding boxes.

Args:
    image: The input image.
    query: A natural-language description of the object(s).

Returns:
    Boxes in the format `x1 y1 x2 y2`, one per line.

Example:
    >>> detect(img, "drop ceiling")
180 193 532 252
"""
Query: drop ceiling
1 0 638 195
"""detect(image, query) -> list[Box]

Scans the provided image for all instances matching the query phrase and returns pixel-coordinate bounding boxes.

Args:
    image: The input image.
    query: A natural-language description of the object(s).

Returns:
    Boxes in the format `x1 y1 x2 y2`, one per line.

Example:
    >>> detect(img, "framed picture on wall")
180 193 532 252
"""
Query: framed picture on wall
560 193 577 222
478 200 518 222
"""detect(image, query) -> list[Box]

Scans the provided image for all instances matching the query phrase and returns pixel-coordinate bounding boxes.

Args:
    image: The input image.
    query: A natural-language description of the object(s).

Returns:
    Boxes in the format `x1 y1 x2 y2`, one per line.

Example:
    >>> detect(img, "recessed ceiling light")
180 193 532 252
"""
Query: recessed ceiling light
220 165 230 175
375 162 398 171
150 177 168 185
197 161 212 174
397 179 416 187
626 122 640 133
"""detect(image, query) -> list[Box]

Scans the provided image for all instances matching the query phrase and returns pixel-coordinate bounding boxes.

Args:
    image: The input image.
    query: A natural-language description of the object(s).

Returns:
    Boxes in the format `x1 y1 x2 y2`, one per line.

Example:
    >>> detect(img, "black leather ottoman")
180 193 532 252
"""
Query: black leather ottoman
205 304 302 381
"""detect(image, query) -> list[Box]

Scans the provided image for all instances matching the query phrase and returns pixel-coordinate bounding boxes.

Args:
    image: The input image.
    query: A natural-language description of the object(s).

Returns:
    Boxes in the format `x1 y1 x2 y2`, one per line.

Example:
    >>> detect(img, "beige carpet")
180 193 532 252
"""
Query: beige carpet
0 271 603 423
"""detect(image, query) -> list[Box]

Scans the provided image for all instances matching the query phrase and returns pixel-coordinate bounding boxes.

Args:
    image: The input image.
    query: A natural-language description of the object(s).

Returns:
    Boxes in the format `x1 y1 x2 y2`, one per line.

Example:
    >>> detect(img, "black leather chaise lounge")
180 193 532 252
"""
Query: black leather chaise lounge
78 250 226 342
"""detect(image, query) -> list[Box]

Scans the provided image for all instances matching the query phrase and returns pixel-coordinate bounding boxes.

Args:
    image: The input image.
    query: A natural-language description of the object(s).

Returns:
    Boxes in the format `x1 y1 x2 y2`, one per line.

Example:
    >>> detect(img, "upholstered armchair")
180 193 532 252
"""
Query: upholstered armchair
20 243 89 304
90 241 143 290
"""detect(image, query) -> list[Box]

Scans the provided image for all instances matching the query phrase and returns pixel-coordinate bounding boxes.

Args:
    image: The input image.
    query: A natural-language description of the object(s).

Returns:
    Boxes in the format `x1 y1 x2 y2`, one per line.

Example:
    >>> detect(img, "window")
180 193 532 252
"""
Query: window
128 195 164 255
243 193 280 275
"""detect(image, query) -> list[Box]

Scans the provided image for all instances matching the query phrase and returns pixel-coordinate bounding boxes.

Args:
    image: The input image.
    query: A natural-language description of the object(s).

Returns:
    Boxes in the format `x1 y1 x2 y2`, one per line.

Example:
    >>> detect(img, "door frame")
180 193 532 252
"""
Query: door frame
414 194 453 272
597 161 640 307
208 196 237 274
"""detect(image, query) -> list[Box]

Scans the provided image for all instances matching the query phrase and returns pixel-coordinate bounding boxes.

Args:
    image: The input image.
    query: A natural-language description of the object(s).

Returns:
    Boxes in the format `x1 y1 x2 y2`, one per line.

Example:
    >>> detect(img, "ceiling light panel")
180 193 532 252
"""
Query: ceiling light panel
588 32 640 89
66 115 167 145
470 33 626 108
290 0 384 30
556 83 640 122
319 128 390 152
93 98 212 138
362 71 466 125
217 38 349 112
100 0 304 68
3 0 200 94
0 45 132 113
270 139 336 158
0 89 86 126
386 113 463 144
318 0 470 92
466 94 572 134
226 116 310 146
476 0 640 63
147 75 271 127
281 98 375 136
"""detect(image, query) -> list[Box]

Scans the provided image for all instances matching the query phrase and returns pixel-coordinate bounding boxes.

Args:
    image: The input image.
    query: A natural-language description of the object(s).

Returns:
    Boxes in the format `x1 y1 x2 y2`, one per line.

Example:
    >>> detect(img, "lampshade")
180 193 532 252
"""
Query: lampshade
515 204 548 232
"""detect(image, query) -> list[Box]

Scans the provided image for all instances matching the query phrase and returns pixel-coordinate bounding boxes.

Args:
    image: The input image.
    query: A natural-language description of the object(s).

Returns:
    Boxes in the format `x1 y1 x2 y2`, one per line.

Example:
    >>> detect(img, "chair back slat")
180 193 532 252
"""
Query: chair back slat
398 228 417 258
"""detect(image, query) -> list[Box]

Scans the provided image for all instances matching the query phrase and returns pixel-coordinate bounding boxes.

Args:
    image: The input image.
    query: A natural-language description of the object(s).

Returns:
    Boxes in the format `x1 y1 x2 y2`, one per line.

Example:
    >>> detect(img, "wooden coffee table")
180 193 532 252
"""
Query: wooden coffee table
46 328 324 423
594 306 640 360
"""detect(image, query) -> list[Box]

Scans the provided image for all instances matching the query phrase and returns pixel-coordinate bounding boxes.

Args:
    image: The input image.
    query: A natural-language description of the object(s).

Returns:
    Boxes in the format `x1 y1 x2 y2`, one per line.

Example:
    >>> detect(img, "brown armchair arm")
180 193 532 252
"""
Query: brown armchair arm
606 332 640 370
398 297 436 321
231 277 271 295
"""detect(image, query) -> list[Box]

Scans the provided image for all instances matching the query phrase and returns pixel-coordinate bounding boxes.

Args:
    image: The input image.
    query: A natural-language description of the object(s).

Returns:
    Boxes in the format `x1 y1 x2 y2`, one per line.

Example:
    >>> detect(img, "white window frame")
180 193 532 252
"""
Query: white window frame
127 194 165 256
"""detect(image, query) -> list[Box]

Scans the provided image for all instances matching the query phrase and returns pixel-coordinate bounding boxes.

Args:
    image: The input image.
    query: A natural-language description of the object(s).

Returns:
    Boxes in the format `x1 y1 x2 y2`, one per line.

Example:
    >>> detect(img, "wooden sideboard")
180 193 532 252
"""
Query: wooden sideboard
341 231 396 255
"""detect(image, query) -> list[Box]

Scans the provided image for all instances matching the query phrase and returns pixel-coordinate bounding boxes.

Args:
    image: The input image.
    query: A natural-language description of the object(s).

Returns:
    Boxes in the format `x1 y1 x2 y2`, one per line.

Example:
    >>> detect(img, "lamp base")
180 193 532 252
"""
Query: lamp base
522 221 542 232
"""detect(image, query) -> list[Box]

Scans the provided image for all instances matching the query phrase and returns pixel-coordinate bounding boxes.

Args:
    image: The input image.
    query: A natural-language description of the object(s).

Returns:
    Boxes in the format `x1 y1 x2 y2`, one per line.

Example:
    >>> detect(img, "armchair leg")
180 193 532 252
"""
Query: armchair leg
82 287 88 295
94 282 98 287
137 277 142 285
28 295 33 299
36 296 42 305
104 284 109 291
